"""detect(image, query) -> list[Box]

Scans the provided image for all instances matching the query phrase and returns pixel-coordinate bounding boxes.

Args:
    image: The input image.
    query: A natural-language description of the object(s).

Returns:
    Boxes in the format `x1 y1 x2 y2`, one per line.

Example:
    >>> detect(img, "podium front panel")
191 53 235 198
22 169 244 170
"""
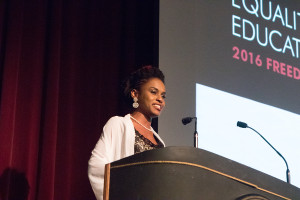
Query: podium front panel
105 146 300 200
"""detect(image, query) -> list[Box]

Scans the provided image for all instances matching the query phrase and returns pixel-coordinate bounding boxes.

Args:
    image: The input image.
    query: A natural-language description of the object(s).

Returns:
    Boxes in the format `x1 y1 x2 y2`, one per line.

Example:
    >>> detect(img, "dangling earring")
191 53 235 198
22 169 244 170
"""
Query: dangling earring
132 97 139 108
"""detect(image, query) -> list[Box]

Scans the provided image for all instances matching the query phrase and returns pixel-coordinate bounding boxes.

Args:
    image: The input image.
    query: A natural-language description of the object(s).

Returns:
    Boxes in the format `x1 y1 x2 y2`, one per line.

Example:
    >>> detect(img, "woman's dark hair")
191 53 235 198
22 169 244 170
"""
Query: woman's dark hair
122 65 165 105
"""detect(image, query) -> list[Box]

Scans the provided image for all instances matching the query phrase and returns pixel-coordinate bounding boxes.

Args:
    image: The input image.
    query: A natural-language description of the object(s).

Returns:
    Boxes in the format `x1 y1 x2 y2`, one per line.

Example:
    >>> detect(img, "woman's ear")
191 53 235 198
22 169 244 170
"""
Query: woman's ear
131 89 139 99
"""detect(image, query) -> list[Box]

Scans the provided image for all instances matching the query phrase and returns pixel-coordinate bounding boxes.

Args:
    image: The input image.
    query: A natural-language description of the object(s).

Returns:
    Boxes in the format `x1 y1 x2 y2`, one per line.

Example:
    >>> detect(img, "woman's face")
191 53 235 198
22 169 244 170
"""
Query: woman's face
133 78 166 119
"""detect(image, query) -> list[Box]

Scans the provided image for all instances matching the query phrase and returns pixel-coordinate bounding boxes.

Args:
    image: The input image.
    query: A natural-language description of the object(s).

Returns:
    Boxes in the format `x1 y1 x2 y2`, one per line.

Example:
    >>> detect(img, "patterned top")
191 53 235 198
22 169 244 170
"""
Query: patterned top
134 129 164 154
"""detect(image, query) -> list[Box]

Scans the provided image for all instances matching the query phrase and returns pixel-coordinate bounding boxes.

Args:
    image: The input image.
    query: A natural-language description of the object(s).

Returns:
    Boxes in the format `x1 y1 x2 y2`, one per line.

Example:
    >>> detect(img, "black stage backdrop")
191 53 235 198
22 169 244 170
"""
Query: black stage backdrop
0 0 159 199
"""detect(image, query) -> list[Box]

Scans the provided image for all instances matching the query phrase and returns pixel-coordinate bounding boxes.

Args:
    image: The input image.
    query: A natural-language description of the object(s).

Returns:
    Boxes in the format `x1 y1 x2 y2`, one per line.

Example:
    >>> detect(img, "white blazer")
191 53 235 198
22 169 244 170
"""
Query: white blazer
88 114 165 200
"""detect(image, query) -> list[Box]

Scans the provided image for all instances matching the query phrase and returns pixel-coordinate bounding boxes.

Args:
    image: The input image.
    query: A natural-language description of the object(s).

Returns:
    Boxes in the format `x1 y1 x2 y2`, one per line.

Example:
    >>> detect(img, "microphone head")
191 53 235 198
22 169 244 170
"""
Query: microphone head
182 117 193 125
237 121 248 128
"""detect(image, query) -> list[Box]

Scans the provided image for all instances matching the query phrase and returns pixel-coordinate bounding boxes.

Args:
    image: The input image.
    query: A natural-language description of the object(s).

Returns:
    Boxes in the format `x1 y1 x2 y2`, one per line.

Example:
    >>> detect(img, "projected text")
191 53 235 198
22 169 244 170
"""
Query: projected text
232 0 300 59
233 46 300 79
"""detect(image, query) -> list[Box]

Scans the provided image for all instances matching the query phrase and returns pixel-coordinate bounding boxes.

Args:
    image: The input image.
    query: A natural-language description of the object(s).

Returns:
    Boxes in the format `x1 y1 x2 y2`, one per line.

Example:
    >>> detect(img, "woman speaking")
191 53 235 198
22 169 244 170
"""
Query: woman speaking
88 66 166 200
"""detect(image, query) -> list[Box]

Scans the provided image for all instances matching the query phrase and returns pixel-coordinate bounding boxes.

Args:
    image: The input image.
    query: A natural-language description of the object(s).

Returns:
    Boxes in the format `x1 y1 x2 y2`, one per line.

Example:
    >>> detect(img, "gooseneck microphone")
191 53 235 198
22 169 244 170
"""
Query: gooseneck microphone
237 121 291 184
182 117 198 148
182 117 194 125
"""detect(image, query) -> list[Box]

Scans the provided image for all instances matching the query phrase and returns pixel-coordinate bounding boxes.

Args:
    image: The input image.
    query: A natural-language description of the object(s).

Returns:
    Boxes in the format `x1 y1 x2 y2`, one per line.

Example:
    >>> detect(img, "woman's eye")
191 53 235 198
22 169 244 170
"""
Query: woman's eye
151 90 157 94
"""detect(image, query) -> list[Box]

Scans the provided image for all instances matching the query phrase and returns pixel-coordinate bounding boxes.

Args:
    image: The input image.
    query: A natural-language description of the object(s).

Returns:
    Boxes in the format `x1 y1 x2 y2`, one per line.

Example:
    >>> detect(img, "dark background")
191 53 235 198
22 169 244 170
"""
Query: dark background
0 0 159 199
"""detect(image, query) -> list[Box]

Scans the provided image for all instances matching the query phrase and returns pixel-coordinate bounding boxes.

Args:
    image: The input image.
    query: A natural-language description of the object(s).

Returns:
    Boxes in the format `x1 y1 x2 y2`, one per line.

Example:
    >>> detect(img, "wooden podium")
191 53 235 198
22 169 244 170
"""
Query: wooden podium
103 146 300 200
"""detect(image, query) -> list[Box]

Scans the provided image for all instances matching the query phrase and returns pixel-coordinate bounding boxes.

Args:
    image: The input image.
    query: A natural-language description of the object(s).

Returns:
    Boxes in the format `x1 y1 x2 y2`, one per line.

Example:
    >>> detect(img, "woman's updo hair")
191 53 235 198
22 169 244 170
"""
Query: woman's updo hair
123 65 165 105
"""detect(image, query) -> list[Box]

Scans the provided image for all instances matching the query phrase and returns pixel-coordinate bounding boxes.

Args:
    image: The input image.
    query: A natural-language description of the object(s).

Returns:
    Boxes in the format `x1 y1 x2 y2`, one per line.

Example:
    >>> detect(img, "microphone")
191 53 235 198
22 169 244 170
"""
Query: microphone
237 121 247 128
236 121 291 184
182 117 198 148
182 117 194 125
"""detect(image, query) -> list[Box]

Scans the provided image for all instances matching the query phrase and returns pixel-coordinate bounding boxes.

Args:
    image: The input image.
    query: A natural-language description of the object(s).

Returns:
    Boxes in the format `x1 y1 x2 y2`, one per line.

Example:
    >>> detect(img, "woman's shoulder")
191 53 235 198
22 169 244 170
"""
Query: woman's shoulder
102 114 133 135
105 114 131 126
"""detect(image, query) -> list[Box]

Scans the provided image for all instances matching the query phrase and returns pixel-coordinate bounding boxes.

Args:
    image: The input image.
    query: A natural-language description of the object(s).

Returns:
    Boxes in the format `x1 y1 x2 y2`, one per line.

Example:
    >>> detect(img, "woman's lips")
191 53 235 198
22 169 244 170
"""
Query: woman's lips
153 104 162 111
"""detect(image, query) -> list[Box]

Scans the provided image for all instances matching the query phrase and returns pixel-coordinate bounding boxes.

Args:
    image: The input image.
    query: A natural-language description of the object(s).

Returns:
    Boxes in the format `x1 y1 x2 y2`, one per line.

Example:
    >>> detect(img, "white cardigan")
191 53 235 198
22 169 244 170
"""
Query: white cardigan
88 114 165 200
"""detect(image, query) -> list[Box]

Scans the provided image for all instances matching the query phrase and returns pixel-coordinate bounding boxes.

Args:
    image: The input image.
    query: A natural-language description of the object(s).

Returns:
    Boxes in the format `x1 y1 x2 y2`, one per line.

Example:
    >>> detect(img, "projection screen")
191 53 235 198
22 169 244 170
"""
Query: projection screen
159 0 300 187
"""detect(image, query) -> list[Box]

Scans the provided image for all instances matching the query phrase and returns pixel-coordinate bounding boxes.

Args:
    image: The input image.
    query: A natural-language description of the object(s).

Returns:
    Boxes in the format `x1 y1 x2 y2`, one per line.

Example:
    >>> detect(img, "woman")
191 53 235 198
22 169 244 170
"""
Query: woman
88 66 166 200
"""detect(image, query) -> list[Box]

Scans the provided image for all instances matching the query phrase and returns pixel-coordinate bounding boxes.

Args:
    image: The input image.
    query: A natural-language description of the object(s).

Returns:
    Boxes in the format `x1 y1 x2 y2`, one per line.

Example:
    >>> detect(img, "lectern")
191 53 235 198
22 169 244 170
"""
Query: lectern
103 146 300 200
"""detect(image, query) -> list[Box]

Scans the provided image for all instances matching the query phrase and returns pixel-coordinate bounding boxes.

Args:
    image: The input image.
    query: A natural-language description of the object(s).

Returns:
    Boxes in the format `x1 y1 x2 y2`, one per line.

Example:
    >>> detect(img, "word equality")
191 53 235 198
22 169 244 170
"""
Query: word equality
232 0 300 30
232 0 300 59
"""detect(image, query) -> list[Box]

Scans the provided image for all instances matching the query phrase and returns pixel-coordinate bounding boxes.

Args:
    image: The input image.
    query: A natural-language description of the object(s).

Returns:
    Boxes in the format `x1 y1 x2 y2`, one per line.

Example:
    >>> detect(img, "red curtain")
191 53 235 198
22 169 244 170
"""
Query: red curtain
0 0 158 199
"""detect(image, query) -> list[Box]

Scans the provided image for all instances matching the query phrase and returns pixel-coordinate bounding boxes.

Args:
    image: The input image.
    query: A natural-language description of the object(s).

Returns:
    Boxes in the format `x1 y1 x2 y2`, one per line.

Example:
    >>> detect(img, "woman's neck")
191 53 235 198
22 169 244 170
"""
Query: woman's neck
130 111 152 125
